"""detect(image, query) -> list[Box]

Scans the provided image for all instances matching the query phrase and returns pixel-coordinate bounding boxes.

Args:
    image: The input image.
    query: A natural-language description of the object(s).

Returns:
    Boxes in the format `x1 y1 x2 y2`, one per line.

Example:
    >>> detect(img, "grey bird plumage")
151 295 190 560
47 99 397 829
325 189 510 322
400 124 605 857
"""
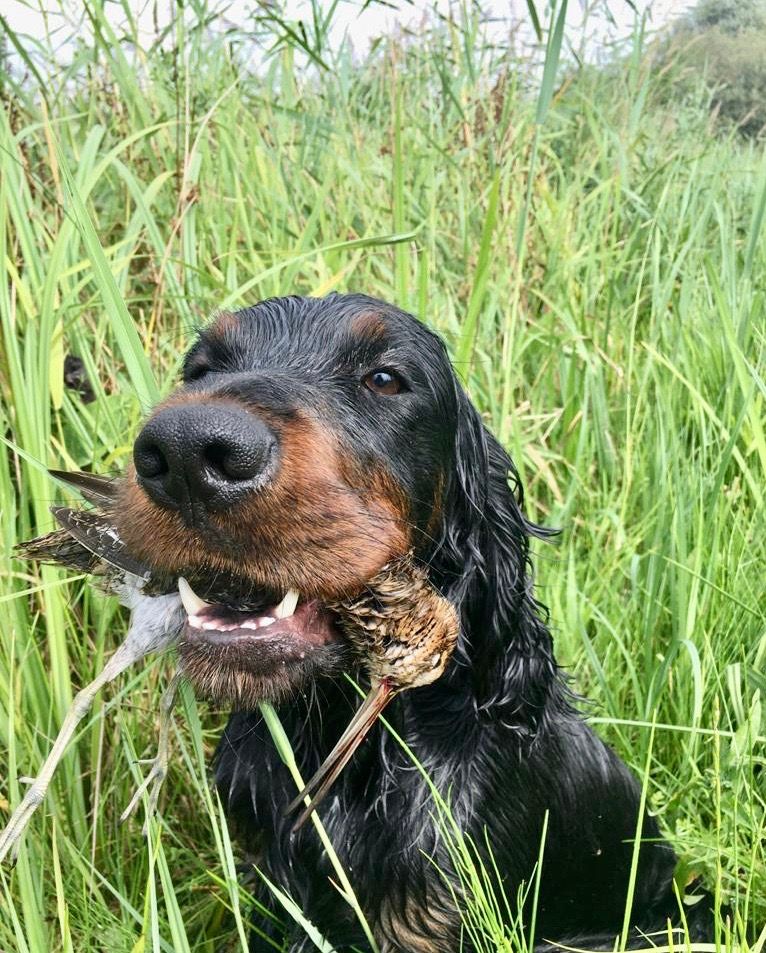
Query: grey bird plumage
1 471 184 863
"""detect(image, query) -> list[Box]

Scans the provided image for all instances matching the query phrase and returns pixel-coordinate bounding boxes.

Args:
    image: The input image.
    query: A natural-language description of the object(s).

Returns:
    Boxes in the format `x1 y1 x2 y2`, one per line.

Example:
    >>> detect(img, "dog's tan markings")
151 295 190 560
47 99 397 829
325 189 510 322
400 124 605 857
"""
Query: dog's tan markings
377 888 459 953
178 639 301 710
115 403 410 598
206 310 239 338
350 310 388 341
338 451 411 527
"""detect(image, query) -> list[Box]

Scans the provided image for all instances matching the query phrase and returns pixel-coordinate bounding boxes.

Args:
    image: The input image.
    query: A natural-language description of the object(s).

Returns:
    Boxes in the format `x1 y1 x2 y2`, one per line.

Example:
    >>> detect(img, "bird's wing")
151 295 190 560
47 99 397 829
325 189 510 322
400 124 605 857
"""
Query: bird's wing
15 528 99 573
48 468 119 506
51 507 151 579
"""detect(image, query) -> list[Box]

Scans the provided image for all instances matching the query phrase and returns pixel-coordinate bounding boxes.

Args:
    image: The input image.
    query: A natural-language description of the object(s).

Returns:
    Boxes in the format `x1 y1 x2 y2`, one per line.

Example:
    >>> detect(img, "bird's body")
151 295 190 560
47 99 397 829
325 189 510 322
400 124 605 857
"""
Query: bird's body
333 554 459 690
287 555 459 827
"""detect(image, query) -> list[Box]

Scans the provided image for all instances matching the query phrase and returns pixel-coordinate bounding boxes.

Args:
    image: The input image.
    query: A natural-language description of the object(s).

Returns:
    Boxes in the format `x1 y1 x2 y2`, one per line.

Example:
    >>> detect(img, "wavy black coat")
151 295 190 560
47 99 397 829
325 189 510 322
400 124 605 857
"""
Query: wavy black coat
213 293 712 953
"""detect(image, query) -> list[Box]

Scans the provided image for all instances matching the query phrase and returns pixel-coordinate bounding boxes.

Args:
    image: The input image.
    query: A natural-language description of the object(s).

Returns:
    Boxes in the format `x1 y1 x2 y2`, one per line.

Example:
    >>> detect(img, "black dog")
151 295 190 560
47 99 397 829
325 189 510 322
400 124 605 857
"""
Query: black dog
115 293 713 952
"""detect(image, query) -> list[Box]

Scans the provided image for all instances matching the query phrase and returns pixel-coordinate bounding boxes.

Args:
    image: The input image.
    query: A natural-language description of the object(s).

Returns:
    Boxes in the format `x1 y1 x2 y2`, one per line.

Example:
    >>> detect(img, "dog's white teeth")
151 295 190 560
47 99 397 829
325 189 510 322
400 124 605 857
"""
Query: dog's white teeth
178 577 211 616
273 589 300 619
241 616 275 629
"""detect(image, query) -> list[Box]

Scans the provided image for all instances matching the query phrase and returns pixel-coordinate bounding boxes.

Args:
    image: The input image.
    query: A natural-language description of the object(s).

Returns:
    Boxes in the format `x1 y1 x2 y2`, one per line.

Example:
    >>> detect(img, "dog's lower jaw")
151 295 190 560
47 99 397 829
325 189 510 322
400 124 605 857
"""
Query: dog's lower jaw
179 641 347 709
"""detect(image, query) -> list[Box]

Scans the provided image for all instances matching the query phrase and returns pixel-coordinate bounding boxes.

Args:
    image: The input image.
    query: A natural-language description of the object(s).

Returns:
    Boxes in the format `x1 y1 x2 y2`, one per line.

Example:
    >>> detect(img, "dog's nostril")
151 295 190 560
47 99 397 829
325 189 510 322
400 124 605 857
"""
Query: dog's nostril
133 403 276 513
203 440 263 482
134 440 169 480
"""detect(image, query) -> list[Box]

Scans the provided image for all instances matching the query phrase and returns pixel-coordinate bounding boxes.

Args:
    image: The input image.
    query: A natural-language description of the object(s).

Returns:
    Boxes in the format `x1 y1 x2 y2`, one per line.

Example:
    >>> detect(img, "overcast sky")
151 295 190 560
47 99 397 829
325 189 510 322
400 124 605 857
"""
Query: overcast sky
314 0 692 56
5 1 693 65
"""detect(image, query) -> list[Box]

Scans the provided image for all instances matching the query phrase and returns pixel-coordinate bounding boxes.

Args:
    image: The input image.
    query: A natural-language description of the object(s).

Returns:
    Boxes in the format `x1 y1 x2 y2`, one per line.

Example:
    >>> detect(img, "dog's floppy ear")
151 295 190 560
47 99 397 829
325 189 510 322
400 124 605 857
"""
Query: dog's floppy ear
433 384 560 724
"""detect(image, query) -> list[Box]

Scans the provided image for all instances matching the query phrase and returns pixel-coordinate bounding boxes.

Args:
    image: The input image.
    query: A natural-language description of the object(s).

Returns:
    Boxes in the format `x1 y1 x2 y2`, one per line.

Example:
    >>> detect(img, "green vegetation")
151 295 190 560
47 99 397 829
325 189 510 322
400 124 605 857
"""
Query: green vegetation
1 2 764 950
665 0 766 138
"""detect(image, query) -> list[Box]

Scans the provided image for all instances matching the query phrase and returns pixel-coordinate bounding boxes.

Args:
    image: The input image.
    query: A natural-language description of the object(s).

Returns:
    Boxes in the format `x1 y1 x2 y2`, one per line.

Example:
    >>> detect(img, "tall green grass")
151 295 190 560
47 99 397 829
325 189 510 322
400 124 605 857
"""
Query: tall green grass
0 3 764 950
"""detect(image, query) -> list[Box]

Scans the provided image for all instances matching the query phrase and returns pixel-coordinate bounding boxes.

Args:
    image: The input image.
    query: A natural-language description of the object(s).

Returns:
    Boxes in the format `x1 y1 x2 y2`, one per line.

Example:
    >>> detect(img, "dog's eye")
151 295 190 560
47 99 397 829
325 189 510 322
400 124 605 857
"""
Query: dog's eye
362 369 403 396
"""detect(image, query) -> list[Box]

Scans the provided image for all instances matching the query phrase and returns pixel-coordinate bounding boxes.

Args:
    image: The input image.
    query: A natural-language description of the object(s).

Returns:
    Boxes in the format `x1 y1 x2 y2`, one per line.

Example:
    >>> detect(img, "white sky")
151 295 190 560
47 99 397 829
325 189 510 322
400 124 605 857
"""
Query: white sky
316 1 693 57
5 0 694 66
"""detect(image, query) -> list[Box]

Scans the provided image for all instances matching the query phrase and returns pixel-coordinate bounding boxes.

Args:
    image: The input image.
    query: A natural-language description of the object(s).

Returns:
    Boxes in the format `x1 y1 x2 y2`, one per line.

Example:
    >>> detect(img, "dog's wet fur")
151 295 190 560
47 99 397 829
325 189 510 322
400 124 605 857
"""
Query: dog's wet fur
119 294 714 952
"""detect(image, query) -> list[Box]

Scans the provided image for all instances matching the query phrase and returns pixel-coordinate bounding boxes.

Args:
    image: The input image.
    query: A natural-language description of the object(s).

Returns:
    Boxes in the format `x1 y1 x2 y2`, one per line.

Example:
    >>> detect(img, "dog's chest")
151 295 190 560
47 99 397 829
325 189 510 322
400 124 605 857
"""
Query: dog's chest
217 702 481 951
275 787 461 952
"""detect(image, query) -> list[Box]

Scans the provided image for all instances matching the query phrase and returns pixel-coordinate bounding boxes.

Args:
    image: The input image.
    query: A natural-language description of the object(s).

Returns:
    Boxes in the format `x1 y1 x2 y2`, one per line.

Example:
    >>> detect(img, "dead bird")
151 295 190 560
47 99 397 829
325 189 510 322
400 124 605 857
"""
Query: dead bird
286 554 460 829
6 473 459 852
1 471 184 862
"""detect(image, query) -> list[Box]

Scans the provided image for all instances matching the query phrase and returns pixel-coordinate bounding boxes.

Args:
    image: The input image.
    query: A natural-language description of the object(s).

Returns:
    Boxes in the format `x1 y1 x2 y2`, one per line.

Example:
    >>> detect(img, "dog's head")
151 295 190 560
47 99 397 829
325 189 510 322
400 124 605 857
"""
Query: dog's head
116 293 548 712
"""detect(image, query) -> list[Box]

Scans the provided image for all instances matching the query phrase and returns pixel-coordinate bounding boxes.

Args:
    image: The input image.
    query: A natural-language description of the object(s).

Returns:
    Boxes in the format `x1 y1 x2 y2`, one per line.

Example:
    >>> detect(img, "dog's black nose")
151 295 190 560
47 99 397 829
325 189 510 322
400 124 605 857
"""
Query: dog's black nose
133 403 276 513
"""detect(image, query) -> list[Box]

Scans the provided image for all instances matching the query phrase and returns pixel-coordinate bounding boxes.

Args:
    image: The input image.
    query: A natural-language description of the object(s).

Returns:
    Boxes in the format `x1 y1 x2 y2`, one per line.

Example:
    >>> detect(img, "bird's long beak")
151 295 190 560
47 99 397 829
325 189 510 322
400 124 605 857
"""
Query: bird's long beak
285 678 396 831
